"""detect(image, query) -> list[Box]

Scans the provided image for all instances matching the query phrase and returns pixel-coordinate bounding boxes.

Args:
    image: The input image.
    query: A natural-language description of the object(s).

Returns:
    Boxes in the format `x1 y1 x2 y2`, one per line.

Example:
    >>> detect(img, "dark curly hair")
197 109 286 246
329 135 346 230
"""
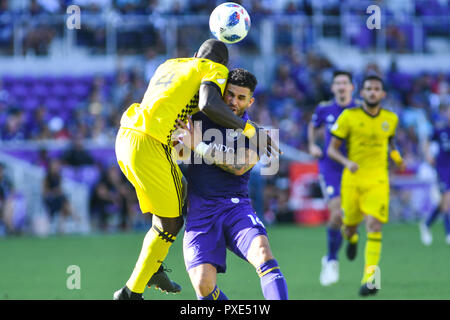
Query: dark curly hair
227 68 257 93
362 74 385 90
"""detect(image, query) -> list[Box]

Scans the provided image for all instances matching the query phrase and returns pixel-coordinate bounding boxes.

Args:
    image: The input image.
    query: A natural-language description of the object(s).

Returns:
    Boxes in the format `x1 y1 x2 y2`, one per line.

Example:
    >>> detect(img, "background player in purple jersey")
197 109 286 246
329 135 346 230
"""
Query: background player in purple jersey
307 71 358 286
420 105 450 246
175 68 288 300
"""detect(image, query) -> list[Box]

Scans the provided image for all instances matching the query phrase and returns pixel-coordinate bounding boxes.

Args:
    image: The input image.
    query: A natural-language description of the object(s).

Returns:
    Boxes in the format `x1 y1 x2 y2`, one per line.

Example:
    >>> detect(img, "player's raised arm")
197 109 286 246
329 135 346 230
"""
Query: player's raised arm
175 117 259 176
198 83 281 156
210 146 259 176
198 83 247 130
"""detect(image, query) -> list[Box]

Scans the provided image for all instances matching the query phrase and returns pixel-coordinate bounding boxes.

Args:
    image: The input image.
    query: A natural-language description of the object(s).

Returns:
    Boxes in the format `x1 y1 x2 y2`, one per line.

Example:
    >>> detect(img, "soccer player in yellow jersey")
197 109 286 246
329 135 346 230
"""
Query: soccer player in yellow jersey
328 75 405 297
113 39 279 300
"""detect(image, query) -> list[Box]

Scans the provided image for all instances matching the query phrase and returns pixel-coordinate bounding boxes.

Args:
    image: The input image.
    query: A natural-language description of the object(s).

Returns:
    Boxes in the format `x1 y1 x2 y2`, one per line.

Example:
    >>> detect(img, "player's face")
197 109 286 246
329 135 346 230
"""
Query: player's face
331 75 353 100
361 80 386 107
223 83 255 117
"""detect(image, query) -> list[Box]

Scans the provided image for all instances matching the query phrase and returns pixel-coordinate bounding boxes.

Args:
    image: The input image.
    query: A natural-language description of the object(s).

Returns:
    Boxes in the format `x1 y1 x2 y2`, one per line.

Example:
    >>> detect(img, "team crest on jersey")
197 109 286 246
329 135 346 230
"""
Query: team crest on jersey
326 114 335 123
226 129 241 141
381 121 389 132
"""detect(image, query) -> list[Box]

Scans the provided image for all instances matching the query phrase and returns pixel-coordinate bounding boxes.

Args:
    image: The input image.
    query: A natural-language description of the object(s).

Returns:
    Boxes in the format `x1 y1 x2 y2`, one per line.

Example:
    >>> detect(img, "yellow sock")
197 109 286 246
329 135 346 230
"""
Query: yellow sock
361 231 382 284
126 225 175 293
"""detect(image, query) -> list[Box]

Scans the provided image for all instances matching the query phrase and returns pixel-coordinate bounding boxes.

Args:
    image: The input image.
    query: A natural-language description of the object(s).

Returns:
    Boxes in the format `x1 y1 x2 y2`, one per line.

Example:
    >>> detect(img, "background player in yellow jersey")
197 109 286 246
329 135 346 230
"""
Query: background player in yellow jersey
327 75 405 297
113 39 279 300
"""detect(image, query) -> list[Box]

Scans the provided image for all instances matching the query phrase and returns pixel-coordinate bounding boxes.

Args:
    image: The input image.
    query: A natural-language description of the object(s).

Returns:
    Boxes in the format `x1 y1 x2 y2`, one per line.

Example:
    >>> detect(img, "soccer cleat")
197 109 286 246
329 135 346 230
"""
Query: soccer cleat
113 286 144 300
419 221 432 246
147 264 182 294
319 256 339 286
346 241 358 261
359 282 379 297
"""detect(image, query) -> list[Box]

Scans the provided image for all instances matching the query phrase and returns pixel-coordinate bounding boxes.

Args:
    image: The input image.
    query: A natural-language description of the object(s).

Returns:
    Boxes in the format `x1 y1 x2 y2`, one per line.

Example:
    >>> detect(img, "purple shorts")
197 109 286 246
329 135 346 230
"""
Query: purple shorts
318 172 341 201
183 197 267 273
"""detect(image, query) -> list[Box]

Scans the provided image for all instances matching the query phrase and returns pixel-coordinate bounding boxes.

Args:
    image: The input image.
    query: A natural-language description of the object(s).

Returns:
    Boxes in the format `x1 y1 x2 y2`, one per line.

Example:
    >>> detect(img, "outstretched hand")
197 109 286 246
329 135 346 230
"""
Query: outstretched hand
174 116 202 151
247 120 282 158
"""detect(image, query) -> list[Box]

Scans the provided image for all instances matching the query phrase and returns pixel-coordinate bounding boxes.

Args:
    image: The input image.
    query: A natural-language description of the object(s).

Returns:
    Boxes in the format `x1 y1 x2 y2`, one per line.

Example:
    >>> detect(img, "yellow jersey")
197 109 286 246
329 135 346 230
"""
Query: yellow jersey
120 58 229 145
330 107 399 184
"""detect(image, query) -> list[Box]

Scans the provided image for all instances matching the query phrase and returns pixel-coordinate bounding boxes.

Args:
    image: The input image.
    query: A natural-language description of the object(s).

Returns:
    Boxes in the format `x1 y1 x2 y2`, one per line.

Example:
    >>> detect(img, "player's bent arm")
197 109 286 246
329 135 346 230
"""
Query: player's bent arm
327 136 358 173
198 83 278 153
198 83 247 130
307 122 323 157
206 146 259 176
327 136 346 165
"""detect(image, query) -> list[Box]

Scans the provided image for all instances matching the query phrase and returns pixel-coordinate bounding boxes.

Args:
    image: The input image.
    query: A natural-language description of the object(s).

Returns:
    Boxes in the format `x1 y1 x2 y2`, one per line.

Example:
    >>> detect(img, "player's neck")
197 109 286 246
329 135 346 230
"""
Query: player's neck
362 103 381 117
336 96 352 107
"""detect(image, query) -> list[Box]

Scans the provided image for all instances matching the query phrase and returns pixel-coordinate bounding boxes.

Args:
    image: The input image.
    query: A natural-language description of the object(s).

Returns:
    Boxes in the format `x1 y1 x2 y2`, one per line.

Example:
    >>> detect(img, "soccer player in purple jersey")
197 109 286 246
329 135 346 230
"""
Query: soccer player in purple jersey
420 105 450 245
307 71 358 286
175 68 288 300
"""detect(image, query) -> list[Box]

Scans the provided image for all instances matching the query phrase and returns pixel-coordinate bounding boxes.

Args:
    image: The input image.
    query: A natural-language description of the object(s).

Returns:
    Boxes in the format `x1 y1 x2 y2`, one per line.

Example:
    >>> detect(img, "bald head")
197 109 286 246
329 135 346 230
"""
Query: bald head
196 39 229 66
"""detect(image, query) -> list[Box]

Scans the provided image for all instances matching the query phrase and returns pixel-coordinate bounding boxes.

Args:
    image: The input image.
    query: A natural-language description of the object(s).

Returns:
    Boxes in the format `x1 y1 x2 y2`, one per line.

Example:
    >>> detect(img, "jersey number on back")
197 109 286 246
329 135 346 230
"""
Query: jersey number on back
155 73 175 87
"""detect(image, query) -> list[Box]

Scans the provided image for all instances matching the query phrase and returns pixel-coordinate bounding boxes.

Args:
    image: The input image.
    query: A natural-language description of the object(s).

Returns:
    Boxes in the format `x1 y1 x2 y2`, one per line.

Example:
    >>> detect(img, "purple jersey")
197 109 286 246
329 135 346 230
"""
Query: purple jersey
311 99 359 198
185 111 253 203
183 112 266 273
431 126 450 190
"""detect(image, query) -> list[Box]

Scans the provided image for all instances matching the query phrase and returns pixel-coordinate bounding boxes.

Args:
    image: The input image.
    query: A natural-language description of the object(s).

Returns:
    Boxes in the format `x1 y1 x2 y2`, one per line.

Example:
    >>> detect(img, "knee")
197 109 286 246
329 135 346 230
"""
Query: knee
328 210 342 229
154 215 184 236
189 265 216 297
171 216 184 234
366 219 382 233
196 278 216 297
327 199 342 229
247 236 274 268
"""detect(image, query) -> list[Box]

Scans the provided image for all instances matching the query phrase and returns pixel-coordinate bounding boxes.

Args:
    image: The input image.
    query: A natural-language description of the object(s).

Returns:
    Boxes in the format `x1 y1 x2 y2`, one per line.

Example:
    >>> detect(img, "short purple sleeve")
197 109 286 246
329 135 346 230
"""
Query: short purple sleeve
311 106 323 128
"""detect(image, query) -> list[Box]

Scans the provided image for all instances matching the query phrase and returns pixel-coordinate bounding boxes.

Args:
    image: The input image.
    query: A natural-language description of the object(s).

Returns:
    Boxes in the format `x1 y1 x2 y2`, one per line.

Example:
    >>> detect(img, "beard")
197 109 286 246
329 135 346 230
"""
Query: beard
364 98 381 108
229 105 245 117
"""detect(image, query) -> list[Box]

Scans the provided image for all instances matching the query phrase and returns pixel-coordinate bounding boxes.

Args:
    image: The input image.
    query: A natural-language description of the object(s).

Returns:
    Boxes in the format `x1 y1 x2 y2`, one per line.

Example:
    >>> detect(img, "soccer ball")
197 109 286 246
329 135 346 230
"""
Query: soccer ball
209 2 251 44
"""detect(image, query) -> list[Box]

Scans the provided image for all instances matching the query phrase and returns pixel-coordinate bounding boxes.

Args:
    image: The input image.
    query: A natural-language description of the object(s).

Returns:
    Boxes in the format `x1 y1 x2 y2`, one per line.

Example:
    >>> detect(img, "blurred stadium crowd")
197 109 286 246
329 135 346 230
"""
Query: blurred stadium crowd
1 0 449 55
0 0 449 236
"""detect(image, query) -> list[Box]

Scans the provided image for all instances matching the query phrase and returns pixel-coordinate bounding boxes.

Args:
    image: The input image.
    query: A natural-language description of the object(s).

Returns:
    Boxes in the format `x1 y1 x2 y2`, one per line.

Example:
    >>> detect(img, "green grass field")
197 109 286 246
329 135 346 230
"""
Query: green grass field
1 223 449 300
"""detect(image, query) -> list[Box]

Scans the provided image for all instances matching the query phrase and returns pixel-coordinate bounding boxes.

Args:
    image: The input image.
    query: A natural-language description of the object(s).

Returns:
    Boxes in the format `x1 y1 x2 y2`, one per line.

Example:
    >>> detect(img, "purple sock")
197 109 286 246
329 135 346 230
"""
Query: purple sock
197 285 228 300
257 259 288 300
327 227 343 261
426 207 441 227
444 214 450 235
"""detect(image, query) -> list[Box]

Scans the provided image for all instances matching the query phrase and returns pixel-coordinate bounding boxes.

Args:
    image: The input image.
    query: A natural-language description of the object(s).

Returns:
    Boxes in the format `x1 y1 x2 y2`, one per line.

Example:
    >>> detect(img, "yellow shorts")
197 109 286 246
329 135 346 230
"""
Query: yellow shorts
115 127 183 218
341 181 389 226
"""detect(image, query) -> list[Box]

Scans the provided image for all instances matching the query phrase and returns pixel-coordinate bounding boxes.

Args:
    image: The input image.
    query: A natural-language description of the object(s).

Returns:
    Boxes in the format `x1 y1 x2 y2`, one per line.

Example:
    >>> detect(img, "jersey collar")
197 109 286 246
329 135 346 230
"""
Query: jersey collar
361 105 381 118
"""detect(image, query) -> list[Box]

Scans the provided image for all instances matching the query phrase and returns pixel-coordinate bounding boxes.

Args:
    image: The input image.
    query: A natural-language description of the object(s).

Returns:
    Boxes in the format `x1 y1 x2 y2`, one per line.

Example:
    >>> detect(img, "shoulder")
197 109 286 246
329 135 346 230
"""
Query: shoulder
316 100 333 110
381 108 399 121
313 100 333 118
197 58 228 72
